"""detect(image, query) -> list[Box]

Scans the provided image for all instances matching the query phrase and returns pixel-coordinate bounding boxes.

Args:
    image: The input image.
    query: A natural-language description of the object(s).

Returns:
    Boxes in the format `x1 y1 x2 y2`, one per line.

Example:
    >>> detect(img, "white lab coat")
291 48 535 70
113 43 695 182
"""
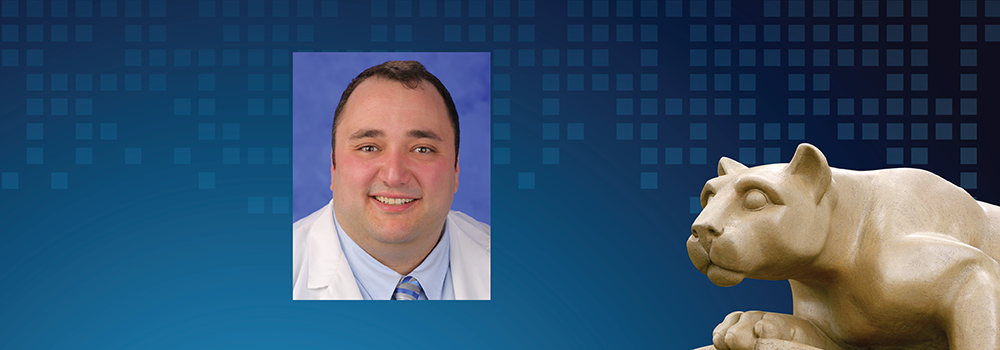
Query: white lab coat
292 201 491 300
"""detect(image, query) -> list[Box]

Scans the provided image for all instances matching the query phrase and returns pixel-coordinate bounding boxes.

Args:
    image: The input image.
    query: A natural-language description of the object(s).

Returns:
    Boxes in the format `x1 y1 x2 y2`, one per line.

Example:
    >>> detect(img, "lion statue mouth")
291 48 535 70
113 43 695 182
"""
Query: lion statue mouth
687 237 747 287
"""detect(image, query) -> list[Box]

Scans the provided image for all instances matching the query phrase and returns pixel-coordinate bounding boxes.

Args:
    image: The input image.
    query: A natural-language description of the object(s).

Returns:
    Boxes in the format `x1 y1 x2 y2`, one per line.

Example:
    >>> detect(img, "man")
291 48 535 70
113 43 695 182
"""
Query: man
292 60 491 300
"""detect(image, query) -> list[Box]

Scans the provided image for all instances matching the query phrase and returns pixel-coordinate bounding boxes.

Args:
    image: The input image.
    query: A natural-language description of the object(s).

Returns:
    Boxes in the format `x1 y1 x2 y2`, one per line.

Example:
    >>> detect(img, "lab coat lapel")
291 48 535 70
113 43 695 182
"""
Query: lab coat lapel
449 215 491 300
306 202 363 300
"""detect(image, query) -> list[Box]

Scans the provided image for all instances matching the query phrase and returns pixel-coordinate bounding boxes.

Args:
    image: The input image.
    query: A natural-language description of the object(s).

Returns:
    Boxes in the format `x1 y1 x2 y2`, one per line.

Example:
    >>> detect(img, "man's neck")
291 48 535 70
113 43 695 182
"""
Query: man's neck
347 227 444 275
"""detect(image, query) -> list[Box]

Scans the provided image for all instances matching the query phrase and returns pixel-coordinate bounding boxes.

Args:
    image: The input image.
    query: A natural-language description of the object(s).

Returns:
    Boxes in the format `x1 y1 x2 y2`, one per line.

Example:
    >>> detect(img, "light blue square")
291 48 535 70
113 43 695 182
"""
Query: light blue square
519 0 535 16
814 24 830 41
248 197 266 214
961 74 977 91
788 50 804 66
814 99 830 115
911 25 927 42
837 49 854 66
961 123 977 140
493 148 510 165
542 123 559 140
616 123 633 140
690 24 707 42
125 74 142 91
616 0 633 16
838 123 855 140
886 99 903 115
616 98 633 115
640 172 657 189
961 99 977 115
690 74 707 91
715 24 731 42
763 148 781 163
248 148 265 164
51 172 68 189
763 123 780 140
592 74 608 91
862 123 879 140
912 99 928 115
494 24 510 42
640 74 657 91
690 99 707 115
862 99 879 115
912 74 929 91
567 74 583 91
640 99 657 115
961 173 977 190
885 49 902 66
517 49 533 65
789 25 805 42
616 74 633 91
566 49 582 66
272 98 288 115
763 50 780 66
76 98 92 115
2 172 18 190
640 148 657 164
272 197 290 214
199 98 216 115
788 99 805 115
911 124 928 140
936 123 953 140
714 49 731 66
887 25 903 42
912 49 928 66
911 148 928 165
641 49 657 66
567 123 584 140
788 123 805 140
837 24 854 41
493 98 510 115
223 123 240 140
199 172 216 189
714 74 730 91
886 148 903 165
739 123 755 140
272 148 289 165
592 24 608 42
640 24 657 41
665 99 682 115
961 49 977 66
813 49 830 66
714 99 731 115
862 49 878 66
26 122 43 140
690 123 707 140
690 148 706 165
248 98 265 115
542 98 559 115
51 98 68 115
962 0 977 16
592 49 608 66
198 123 216 140
174 148 191 165
27 148 43 165
542 49 559 66
739 148 756 165
518 172 535 189
125 147 142 165
887 123 904 140
961 148 977 165
640 123 657 140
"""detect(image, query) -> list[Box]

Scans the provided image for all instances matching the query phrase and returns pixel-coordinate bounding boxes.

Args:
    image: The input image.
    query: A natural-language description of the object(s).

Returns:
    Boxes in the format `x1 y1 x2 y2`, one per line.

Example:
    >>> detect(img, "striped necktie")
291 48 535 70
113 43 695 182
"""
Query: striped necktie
391 276 424 300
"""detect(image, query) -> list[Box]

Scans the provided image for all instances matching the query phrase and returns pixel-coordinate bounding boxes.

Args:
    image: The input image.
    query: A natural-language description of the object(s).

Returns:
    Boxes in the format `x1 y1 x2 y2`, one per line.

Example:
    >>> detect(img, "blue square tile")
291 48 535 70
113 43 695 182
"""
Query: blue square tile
518 172 535 189
272 148 289 165
911 148 928 165
51 172 68 189
640 98 657 115
961 123 977 140
248 197 266 214
616 123 633 140
542 98 559 115
640 148 657 164
199 172 216 189
26 123 43 140
690 148 706 165
125 147 142 165
763 148 781 163
272 196 290 214
961 172 977 190
27 147 43 165
961 148 977 165
567 123 584 140
911 123 928 140
640 172 657 189
174 148 191 165
887 123 904 140
961 98 977 115
493 148 510 165
838 123 855 140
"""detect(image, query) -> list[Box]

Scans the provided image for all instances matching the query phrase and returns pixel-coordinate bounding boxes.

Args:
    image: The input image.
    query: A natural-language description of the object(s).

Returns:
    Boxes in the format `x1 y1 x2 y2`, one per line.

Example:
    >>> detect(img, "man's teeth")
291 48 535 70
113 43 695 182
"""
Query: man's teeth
375 196 415 205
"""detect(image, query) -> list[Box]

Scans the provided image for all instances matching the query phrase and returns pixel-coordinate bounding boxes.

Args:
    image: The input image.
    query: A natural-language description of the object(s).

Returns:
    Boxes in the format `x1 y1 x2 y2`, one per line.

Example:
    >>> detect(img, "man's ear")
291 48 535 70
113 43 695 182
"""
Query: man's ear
718 157 748 176
784 143 832 204
454 153 460 193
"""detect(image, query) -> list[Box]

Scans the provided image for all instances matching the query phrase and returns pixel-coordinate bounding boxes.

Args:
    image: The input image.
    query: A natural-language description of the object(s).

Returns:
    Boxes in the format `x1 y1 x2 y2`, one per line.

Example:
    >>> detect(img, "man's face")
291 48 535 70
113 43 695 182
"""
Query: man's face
331 78 459 246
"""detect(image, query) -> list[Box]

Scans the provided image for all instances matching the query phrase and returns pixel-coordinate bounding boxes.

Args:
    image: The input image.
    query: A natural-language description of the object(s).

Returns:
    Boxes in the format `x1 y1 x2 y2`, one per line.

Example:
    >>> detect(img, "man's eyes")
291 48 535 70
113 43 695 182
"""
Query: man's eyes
413 146 433 154
356 145 434 154
359 145 379 152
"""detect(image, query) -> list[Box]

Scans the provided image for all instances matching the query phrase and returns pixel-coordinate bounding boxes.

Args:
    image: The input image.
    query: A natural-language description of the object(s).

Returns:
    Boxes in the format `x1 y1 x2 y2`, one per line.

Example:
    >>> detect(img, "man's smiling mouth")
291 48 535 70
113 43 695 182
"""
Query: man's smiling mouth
373 196 416 205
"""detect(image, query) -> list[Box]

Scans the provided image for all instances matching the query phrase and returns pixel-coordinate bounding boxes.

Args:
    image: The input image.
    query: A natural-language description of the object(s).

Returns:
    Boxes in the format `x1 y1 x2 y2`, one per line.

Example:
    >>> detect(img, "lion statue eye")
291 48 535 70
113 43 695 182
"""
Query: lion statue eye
743 189 769 210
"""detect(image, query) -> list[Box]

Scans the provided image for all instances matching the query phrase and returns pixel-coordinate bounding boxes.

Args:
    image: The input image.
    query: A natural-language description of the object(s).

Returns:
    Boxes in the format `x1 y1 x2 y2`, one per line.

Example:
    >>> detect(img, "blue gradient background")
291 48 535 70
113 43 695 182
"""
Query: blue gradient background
1 1 998 349
292 52 491 224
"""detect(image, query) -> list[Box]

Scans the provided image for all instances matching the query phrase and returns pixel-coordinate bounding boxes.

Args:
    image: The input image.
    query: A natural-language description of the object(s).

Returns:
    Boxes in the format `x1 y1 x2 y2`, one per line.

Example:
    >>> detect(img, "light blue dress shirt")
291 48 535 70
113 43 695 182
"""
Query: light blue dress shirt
333 211 454 300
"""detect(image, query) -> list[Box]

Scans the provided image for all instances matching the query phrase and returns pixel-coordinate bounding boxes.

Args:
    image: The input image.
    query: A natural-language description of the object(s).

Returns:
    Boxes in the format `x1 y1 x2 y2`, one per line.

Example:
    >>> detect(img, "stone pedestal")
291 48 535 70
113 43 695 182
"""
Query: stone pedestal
694 339 824 350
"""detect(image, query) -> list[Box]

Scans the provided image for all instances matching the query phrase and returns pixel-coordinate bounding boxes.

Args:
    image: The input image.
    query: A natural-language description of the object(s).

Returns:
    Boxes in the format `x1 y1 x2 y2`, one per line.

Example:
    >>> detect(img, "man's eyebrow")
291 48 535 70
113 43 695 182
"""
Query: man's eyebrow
349 129 384 140
408 129 443 141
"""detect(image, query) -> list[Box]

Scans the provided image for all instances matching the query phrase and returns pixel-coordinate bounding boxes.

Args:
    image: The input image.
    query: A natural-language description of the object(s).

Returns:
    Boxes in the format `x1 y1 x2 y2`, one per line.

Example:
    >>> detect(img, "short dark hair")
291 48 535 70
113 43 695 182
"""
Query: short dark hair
331 60 460 167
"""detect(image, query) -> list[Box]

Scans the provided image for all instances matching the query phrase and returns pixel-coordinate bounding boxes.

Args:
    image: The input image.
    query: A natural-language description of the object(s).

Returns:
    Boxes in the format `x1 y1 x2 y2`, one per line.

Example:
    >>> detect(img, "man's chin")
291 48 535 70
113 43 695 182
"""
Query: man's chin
706 265 746 287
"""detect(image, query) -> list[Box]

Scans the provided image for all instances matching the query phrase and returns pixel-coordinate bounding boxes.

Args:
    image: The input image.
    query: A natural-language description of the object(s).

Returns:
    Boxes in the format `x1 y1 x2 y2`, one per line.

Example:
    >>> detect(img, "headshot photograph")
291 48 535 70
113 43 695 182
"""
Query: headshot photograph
291 52 491 300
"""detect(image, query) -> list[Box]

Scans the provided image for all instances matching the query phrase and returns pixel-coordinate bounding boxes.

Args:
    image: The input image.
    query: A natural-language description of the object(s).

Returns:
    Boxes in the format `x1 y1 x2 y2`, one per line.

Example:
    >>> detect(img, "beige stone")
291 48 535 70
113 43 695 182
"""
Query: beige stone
688 144 1000 350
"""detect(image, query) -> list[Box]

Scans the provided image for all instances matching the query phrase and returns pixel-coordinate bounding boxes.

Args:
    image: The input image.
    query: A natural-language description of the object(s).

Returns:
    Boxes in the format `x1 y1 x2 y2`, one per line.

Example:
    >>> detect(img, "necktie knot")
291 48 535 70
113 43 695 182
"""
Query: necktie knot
392 276 424 300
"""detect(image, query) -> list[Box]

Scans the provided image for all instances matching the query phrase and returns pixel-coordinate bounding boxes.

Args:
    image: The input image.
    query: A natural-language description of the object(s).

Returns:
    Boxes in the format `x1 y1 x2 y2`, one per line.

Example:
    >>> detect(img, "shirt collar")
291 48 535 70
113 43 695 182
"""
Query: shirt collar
333 210 450 300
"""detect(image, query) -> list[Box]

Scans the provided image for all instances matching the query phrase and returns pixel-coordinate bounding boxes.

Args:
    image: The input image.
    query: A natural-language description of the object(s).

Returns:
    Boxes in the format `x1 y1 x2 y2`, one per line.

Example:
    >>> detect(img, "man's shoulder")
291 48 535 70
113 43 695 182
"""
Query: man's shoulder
293 202 331 236
447 210 490 251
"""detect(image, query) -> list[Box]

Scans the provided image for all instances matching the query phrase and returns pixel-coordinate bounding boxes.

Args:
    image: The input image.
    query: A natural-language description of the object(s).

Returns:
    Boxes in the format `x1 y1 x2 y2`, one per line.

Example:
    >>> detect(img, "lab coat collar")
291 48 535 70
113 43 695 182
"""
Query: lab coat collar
448 212 491 300
305 201 362 299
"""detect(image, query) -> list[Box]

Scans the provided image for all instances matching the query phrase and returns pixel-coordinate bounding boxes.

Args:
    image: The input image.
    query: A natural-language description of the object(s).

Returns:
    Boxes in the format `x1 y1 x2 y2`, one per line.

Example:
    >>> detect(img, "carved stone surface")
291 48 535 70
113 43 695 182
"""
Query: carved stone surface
688 144 1000 350
694 339 823 350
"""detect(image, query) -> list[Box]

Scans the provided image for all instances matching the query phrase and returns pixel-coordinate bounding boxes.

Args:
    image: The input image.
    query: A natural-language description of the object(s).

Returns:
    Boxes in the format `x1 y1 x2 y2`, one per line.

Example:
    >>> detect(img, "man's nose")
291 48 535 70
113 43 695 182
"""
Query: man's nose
379 149 412 186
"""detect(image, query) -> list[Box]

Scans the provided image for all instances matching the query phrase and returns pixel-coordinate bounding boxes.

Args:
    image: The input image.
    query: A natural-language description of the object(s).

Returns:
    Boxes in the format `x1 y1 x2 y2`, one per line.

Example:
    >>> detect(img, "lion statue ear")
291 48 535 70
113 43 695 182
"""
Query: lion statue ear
785 143 833 204
718 157 748 176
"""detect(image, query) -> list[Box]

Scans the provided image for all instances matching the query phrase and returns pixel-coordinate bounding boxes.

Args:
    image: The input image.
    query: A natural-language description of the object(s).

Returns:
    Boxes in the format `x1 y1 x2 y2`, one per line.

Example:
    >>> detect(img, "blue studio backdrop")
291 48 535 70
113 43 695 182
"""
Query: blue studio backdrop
1 1 998 349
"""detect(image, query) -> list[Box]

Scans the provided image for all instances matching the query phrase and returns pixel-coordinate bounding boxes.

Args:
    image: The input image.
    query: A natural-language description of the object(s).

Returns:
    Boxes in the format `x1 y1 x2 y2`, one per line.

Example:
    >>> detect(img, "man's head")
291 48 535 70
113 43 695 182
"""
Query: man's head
329 60 460 249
